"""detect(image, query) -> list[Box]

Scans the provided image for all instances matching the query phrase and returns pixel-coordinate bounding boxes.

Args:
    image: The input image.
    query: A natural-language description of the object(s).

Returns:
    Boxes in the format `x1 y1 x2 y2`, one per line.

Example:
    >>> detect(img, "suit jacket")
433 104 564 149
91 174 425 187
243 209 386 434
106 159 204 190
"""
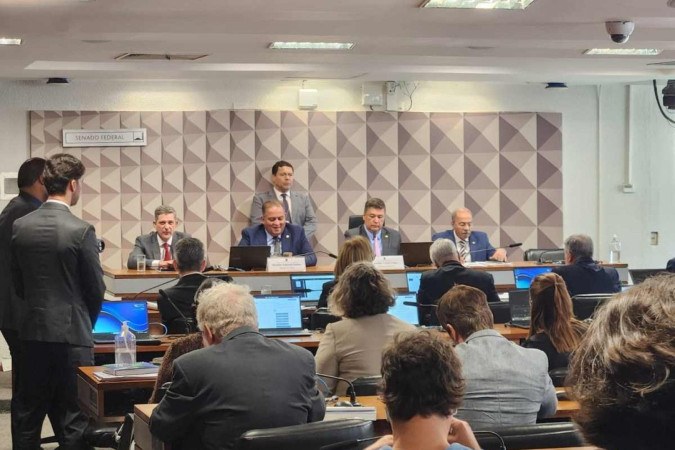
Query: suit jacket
250 190 317 239
454 329 557 428
552 257 621 297
150 326 325 450
315 313 416 395
523 332 571 371
126 231 190 269
10 202 105 347
238 223 317 266
417 261 500 326
0 192 42 331
431 230 496 262
344 225 401 256
317 279 337 309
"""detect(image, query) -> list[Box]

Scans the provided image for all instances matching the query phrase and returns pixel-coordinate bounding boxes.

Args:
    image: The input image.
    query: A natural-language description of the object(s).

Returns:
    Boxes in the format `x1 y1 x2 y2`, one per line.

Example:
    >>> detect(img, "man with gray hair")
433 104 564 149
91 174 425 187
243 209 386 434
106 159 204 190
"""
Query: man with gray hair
552 234 621 297
417 238 500 326
150 283 325 450
127 204 190 270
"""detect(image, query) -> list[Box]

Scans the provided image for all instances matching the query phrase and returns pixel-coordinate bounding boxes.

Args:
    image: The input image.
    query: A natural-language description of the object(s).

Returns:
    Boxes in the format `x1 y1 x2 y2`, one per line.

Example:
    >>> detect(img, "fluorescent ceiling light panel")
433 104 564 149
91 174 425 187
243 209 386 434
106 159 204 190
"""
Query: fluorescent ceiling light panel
421 0 535 9
584 48 662 56
0 38 22 45
269 42 354 50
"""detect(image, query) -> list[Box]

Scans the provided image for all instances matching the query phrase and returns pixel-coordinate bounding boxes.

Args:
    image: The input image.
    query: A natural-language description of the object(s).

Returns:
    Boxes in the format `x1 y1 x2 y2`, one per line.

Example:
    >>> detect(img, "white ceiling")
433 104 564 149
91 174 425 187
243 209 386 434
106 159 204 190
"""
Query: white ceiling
2 0 675 84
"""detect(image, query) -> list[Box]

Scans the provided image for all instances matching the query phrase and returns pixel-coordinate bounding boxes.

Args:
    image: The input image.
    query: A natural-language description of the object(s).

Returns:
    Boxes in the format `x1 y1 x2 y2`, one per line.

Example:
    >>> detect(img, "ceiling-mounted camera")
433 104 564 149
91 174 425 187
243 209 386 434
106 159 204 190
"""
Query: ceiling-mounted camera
605 20 635 44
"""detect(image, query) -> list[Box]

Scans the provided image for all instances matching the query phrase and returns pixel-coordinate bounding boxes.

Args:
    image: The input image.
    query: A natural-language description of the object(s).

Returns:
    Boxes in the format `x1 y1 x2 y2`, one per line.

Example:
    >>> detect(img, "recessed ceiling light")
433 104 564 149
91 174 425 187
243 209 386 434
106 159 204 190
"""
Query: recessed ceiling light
269 42 355 50
0 37 22 46
421 0 536 9
584 48 662 56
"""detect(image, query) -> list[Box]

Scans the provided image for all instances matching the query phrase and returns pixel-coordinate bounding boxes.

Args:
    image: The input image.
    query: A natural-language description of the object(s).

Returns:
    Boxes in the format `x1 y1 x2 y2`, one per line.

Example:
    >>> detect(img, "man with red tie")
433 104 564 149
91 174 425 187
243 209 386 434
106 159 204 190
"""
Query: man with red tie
127 205 190 269
345 198 401 256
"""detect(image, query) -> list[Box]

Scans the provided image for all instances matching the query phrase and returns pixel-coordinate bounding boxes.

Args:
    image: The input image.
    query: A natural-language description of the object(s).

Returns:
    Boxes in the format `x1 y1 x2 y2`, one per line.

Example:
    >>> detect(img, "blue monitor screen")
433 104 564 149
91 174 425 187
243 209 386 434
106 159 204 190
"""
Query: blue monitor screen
406 271 423 293
513 267 553 290
289 273 335 303
389 293 420 326
254 295 303 329
93 301 149 334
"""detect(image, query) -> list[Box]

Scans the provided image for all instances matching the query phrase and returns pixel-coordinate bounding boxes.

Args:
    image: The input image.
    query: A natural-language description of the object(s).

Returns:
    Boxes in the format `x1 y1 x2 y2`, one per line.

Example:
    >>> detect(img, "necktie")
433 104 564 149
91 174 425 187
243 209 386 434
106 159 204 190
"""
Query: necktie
162 242 171 261
374 236 382 257
281 193 292 223
272 237 282 256
458 240 468 262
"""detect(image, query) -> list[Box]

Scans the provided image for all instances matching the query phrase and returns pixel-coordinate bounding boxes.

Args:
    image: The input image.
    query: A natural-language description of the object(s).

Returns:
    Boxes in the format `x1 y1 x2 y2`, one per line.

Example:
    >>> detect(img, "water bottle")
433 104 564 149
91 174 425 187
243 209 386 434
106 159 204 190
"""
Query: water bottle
609 234 621 263
114 321 136 365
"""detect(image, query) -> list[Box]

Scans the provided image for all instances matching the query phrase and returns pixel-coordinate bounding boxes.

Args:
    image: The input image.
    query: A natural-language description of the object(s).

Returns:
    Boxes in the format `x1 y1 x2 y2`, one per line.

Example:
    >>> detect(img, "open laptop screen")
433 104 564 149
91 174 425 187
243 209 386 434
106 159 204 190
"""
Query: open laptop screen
406 271 423 293
513 266 552 289
253 295 303 330
93 300 149 334
289 273 335 304
389 293 420 326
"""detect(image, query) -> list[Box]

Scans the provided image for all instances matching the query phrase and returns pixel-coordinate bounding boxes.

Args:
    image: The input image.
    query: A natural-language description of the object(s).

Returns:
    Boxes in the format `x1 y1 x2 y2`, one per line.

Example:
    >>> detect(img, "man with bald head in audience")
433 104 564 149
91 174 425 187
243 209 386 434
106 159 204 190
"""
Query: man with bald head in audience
432 208 507 262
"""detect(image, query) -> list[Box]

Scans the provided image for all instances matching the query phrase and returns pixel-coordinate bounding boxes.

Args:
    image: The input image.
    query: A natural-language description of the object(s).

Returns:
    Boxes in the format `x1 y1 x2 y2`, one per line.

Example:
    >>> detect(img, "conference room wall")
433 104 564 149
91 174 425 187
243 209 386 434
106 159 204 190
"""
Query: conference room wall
1 79 661 267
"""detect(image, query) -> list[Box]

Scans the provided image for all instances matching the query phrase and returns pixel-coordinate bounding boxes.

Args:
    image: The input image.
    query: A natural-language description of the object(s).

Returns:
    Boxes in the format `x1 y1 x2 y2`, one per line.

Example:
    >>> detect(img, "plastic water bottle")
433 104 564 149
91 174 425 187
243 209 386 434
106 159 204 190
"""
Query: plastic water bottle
609 235 621 263
114 321 136 365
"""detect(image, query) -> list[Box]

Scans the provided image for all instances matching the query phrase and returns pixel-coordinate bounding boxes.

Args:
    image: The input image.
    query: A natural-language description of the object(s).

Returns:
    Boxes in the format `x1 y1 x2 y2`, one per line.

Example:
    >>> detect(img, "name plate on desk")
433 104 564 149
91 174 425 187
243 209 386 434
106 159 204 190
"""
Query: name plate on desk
266 256 307 272
373 255 405 270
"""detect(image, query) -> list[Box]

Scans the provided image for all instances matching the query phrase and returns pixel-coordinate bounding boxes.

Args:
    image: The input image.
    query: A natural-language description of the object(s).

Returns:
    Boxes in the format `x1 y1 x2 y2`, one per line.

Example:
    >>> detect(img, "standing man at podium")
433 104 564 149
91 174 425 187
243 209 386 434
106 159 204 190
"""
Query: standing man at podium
127 205 190 270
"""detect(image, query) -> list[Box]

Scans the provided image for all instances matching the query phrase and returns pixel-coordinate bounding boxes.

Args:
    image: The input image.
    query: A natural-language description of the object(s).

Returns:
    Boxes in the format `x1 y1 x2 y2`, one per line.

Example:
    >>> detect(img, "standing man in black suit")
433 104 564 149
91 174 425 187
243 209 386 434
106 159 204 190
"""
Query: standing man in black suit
126 204 190 270
417 238 500 326
345 198 401 256
552 234 621 297
11 153 105 450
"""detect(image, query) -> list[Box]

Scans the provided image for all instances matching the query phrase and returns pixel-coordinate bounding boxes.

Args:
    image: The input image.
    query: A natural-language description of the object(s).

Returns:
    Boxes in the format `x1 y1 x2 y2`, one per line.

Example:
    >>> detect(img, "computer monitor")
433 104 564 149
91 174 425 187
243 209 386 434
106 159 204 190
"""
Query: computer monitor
93 300 150 334
389 293 420 326
228 245 270 271
289 273 335 304
406 271 423 293
513 266 552 290
400 242 432 267
253 294 304 332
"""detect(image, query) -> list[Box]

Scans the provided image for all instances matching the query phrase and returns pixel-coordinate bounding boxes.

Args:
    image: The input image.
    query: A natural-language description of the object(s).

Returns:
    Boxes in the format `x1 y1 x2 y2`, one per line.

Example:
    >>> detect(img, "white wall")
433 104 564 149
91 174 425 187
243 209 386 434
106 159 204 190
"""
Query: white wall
0 79 670 268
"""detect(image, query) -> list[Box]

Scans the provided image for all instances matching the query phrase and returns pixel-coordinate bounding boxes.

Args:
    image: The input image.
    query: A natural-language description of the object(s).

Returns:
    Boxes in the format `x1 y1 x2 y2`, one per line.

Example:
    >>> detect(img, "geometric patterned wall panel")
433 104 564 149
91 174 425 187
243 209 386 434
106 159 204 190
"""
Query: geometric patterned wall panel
30 110 562 268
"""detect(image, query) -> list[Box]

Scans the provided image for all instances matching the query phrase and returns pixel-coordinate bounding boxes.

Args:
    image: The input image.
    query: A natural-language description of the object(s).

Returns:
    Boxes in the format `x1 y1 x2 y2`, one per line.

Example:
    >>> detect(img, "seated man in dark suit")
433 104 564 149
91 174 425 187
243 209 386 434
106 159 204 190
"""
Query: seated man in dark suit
552 234 621 297
150 282 325 450
127 205 190 270
344 197 401 256
417 238 500 326
239 200 317 266
432 208 507 262
158 237 232 334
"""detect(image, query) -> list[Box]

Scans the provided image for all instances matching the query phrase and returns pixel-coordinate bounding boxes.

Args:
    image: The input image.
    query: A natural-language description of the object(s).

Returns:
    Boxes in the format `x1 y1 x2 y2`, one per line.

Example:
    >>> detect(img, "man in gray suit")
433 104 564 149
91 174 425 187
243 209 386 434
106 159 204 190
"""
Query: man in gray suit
249 160 317 239
127 204 190 270
345 198 401 256
11 153 105 449
437 285 557 429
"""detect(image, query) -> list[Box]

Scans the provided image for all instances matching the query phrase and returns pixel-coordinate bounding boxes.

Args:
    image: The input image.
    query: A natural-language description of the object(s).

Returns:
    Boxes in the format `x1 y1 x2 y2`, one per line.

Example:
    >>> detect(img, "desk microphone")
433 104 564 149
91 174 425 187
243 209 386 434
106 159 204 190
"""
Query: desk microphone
131 276 180 300
467 242 522 255
158 289 196 335
403 301 437 308
293 250 338 259
316 373 361 406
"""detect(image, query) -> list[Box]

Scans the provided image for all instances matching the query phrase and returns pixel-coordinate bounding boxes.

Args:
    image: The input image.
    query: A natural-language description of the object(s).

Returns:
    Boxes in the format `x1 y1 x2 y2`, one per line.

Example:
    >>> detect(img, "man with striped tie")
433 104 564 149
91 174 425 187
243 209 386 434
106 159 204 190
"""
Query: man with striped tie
345 198 401 256
432 208 507 262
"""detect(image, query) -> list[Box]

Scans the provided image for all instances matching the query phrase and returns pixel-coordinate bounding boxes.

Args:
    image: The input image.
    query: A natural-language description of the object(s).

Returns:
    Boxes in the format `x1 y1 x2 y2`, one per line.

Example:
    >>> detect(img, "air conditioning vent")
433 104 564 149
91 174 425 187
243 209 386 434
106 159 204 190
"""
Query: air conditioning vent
115 53 209 61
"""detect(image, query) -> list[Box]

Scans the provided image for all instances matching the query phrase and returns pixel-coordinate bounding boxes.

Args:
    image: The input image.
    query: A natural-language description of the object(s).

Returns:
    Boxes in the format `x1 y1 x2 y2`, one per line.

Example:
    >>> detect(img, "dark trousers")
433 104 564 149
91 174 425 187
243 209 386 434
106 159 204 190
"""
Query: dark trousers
14 340 94 450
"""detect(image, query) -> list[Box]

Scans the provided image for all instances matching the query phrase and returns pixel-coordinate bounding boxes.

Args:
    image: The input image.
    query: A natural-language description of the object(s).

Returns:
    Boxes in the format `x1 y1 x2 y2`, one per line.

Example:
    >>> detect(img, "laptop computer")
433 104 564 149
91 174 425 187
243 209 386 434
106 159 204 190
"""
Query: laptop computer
389 293 420 326
253 294 311 336
93 300 156 343
508 290 531 328
629 268 667 285
400 242 433 267
406 271 423 293
513 266 553 289
289 273 335 305
229 245 270 271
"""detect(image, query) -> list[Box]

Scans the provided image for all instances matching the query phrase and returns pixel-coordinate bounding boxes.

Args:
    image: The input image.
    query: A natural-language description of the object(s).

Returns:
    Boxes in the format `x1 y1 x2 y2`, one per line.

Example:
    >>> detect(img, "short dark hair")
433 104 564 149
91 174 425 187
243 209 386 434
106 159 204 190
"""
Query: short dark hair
363 198 386 214
43 153 85 195
436 285 493 339
174 237 204 273
381 331 465 422
271 160 293 175
330 261 395 318
568 274 675 450
17 157 46 189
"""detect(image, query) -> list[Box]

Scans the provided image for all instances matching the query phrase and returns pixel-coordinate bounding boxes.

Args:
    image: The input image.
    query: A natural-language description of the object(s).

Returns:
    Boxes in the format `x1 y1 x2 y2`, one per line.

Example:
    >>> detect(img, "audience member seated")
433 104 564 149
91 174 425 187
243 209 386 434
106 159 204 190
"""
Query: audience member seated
315 262 415 395
345 198 401 256
364 332 480 450
431 208 506 262
249 160 318 239
437 285 557 428
522 273 587 371
149 277 226 403
552 234 621 297
667 257 675 273
127 205 190 270
239 199 317 266
417 239 500 326
150 283 325 450
568 274 675 450
317 236 372 309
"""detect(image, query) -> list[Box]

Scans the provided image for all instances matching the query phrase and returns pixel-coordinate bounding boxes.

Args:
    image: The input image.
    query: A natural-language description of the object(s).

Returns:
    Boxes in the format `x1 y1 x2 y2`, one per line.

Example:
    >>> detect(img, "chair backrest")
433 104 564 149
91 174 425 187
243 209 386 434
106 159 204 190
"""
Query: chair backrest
348 215 364 230
549 367 569 387
523 248 564 263
572 293 614 320
475 422 584 450
310 309 341 330
346 376 381 397
235 419 375 450
489 301 512 324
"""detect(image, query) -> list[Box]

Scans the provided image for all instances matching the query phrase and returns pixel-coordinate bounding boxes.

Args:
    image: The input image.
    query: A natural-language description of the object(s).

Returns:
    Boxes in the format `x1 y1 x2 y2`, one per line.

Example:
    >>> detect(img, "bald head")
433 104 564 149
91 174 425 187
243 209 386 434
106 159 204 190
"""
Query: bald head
451 208 473 241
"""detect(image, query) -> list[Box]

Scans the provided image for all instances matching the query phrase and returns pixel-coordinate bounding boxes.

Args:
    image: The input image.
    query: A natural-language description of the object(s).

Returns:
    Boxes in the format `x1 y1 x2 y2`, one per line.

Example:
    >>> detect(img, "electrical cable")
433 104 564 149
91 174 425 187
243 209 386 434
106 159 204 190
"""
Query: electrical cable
652 79 675 126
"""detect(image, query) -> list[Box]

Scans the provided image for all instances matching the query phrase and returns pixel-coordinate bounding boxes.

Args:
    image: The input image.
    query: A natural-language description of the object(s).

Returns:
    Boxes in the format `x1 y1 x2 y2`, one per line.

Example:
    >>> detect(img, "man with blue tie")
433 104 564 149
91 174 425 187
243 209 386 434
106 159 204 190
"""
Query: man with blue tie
432 208 507 262
239 200 317 266
345 198 401 256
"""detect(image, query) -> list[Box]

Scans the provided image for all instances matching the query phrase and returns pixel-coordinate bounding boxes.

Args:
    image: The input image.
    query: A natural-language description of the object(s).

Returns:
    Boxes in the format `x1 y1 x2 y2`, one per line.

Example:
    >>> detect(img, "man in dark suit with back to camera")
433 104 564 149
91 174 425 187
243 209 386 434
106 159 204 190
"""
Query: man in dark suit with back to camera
432 207 507 262
345 197 401 256
11 153 105 450
249 160 318 239
127 204 190 269
150 282 325 450
239 199 317 266
552 234 621 297
417 238 500 326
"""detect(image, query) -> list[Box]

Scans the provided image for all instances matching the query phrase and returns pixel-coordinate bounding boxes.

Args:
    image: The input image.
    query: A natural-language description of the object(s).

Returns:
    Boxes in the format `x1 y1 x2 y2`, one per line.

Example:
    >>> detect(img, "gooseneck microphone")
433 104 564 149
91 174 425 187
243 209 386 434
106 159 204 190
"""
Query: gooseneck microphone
466 242 522 256
291 250 338 259
316 373 361 406
131 276 180 300
158 289 196 335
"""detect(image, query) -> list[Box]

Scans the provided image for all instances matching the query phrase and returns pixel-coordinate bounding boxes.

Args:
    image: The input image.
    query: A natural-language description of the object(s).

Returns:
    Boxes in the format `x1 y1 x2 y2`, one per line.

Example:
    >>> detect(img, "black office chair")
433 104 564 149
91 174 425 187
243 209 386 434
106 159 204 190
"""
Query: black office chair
489 301 512 324
235 419 375 450
475 422 584 450
549 367 569 387
523 248 564 263
346 376 381 397
347 215 364 230
572 293 614 320
310 308 341 330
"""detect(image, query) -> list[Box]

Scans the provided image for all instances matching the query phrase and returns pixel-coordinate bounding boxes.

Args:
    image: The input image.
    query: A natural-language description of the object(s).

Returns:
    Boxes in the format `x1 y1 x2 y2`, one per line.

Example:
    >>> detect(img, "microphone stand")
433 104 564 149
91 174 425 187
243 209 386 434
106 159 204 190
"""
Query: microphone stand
316 373 361 406
158 289 196 335
131 276 180 300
